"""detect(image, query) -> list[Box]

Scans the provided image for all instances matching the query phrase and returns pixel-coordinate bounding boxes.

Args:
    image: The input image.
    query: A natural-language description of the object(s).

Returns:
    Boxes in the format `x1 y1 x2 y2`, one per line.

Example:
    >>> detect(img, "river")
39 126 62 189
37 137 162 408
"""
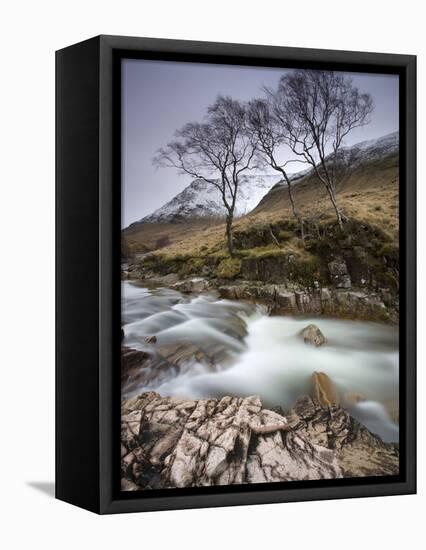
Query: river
122 280 399 442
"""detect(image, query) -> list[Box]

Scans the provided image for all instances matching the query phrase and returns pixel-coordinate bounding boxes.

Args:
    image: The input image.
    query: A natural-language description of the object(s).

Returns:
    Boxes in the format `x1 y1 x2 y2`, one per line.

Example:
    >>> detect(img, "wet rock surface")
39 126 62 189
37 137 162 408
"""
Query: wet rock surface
217 282 395 322
124 262 397 323
121 392 399 490
173 278 210 294
121 347 151 385
121 341 233 395
289 396 399 478
301 324 327 346
311 372 339 407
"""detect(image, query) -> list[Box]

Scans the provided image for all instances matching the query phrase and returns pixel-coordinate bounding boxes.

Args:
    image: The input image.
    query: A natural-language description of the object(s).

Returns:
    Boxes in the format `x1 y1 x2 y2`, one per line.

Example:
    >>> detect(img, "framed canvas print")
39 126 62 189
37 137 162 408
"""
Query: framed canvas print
56 35 416 514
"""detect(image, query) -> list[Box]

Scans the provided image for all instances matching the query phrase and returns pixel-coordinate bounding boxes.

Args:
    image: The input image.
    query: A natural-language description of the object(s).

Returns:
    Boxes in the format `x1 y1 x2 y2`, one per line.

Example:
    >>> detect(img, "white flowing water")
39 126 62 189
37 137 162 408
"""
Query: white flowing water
122 281 399 442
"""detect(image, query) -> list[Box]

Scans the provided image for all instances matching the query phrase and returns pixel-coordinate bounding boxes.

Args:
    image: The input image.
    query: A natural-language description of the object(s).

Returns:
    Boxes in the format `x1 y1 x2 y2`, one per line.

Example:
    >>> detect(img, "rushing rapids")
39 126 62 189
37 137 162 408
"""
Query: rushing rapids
122 281 399 442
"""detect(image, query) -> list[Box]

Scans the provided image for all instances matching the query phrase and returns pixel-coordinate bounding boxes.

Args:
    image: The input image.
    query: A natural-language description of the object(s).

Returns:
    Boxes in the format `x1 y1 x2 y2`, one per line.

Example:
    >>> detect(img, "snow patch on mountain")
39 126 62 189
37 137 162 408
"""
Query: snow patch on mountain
274 132 399 186
334 131 399 165
141 174 281 223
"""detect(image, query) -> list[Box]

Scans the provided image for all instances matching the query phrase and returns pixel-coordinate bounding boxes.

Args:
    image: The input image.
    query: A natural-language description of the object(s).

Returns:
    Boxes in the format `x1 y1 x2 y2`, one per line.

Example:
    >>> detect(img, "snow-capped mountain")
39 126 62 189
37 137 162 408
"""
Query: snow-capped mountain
332 131 399 166
137 132 398 225
277 131 399 186
141 174 281 223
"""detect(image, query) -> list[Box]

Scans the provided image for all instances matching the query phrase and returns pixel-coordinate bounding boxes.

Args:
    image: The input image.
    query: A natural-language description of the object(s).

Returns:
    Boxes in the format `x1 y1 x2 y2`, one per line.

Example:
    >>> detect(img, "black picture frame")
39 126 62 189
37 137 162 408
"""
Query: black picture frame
56 35 416 514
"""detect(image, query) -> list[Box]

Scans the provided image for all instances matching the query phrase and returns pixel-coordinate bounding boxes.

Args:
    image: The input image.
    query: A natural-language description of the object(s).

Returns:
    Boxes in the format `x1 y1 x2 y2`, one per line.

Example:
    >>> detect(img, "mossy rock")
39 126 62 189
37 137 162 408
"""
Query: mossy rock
379 243 399 261
178 256 206 277
289 255 322 287
233 220 299 250
216 257 242 279
243 245 287 260
278 230 293 242
375 270 399 291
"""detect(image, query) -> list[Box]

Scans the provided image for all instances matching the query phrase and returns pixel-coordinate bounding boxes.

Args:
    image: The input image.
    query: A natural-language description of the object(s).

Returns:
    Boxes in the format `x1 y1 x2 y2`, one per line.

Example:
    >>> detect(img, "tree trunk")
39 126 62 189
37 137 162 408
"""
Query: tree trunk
325 185 345 230
269 226 280 247
226 213 234 257
287 181 305 244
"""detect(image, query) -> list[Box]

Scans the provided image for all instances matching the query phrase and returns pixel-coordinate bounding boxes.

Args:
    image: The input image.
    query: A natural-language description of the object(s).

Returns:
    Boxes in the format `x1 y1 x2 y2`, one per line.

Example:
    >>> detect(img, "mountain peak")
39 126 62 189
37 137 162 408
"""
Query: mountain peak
141 174 281 223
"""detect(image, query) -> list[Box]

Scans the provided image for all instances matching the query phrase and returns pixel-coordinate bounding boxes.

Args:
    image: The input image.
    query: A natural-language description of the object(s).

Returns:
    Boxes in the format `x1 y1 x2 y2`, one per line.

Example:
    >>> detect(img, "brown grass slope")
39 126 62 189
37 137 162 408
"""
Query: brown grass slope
123 218 223 257
128 152 399 261
251 153 399 237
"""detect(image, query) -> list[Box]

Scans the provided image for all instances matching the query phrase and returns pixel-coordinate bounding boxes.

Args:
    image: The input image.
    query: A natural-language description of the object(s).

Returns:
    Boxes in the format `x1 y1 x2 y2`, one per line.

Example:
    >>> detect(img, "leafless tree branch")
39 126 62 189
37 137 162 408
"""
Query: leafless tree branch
153 95 258 255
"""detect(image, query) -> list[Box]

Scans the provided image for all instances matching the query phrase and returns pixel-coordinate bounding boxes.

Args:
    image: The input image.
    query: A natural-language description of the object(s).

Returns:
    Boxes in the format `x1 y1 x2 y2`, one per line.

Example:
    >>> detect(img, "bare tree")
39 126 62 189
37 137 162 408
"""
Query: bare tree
153 96 257 256
247 98 306 241
268 70 374 229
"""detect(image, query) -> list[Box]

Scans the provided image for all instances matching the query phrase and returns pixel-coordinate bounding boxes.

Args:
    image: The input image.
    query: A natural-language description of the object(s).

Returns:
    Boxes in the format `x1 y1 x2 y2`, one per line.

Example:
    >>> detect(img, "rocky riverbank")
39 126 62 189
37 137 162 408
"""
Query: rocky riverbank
121 389 399 491
123 215 399 324
123 269 397 323
120 280 399 490
217 281 396 321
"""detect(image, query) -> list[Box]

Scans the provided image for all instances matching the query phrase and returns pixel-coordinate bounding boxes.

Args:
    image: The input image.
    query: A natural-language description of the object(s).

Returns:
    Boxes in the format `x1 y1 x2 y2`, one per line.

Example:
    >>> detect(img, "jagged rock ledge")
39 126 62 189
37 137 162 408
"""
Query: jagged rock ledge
217 281 397 322
122 269 397 323
121 392 399 491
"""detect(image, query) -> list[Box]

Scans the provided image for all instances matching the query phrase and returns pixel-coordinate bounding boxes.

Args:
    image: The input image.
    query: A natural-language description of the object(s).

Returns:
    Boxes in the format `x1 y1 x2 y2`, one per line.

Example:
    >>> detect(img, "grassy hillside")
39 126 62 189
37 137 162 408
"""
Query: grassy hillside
252 153 399 238
122 218 223 257
125 152 399 262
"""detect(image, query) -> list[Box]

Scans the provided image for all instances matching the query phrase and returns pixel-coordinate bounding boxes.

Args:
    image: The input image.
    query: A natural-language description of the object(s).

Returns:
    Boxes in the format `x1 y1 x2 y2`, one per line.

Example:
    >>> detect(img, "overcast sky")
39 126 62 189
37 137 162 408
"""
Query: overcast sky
122 59 399 227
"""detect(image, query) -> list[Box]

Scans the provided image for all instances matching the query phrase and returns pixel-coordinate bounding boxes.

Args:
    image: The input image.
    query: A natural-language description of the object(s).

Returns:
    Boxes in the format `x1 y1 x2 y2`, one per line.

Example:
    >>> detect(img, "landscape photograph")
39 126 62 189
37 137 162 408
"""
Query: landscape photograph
120 58 400 491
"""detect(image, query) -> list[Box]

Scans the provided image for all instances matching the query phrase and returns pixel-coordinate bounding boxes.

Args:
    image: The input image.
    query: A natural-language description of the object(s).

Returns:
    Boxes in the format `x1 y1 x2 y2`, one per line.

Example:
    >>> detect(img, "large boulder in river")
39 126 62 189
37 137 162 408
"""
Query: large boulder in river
300 323 326 346
312 371 339 407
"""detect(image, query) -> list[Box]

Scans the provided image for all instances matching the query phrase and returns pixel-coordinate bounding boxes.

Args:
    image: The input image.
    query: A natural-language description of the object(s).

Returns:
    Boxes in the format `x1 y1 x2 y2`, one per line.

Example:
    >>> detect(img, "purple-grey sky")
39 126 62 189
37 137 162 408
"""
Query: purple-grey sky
122 59 399 227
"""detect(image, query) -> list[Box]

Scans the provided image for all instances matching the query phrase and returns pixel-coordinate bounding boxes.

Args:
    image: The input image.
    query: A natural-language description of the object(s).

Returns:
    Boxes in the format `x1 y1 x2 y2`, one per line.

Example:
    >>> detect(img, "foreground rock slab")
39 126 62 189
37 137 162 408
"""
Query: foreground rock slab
121 392 399 490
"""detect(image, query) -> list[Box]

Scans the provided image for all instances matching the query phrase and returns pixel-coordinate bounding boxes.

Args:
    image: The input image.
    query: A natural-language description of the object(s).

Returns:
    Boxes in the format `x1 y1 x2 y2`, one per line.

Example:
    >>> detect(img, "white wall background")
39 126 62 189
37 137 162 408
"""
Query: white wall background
0 1 423 548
